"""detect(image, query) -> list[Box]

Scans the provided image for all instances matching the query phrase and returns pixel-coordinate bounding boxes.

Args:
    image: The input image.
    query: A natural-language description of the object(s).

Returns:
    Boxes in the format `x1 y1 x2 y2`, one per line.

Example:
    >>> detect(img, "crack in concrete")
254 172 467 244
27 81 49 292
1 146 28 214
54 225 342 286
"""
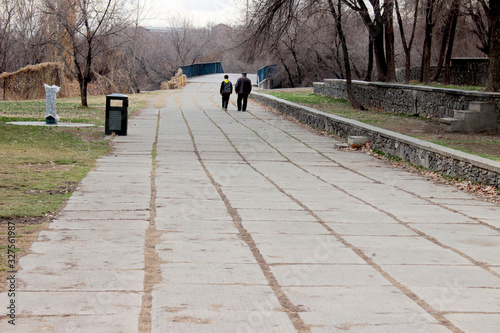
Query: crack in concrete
138 109 163 332
179 96 311 333
241 101 500 281
204 97 464 333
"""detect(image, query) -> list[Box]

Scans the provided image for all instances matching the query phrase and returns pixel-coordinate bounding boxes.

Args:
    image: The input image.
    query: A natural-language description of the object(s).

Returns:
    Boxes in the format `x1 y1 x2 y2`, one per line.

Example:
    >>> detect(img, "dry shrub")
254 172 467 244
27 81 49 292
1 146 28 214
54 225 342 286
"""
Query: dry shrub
0 58 131 100
164 69 187 90
87 69 130 96
0 62 75 100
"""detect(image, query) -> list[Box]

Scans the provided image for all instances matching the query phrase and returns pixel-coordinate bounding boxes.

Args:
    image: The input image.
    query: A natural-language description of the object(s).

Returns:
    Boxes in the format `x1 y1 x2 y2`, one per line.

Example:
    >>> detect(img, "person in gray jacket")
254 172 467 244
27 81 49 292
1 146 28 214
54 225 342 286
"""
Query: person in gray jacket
220 75 233 111
235 72 252 111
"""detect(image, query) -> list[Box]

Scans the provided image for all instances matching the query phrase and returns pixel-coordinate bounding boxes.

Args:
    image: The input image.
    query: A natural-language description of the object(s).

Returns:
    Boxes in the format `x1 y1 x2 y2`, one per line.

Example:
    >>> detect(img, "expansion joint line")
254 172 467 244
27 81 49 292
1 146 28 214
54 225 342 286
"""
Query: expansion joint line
180 100 310 333
203 100 462 332
245 99 499 233
240 103 500 279
139 109 162 333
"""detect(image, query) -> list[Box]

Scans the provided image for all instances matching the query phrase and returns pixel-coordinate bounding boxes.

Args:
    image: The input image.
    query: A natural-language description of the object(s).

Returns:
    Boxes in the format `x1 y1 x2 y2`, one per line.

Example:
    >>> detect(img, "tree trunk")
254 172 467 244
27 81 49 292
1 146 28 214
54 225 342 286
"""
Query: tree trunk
486 0 500 92
432 0 459 83
372 19 388 82
395 0 419 84
352 0 388 82
79 77 88 107
279 53 295 88
383 0 397 82
328 0 364 109
443 1 459 84
421 0 436 84
365 36 374 81
431 7 453 82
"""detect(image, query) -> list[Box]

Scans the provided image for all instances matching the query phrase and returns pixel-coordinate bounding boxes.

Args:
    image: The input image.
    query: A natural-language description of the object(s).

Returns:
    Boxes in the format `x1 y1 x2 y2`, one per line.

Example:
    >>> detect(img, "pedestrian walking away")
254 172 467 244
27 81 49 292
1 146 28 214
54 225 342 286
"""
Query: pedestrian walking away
220 74 233 111
235 72 252 111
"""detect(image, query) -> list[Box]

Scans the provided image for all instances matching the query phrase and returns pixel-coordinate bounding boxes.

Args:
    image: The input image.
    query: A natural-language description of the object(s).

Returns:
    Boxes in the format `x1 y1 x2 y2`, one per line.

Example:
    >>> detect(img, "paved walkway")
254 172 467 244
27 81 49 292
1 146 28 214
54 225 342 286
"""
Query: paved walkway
1 81 500 332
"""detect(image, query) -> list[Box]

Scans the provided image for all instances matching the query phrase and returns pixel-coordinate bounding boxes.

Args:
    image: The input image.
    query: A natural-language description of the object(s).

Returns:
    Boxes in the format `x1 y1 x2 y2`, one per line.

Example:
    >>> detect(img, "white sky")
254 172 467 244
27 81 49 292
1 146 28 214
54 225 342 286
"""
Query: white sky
141 0 247 28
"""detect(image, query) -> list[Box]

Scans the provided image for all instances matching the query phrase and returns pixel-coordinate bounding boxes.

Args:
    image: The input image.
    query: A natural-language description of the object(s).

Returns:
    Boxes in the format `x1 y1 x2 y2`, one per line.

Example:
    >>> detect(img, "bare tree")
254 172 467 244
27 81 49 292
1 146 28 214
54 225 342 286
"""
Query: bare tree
0 0 16 72
343 0 397 82
431 0 460 83
43 0 129 106
245 0 364 108
420 0 445 83
326 0 363 108
167 15 212 66
464 0 490 54
395 0 419 83
482 0 500 91
1 0 47 72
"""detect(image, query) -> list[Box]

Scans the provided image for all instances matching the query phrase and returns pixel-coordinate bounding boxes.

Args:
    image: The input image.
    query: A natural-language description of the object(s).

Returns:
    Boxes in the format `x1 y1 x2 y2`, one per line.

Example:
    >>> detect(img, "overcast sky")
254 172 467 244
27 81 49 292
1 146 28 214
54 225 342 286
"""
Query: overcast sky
142 0 247 28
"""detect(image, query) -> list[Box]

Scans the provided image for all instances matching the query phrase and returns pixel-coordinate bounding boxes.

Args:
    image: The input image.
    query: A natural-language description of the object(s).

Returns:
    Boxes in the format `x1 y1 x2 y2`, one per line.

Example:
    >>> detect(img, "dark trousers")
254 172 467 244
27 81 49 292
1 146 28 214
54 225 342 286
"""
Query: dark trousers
237 93 249 111
221 94 230 109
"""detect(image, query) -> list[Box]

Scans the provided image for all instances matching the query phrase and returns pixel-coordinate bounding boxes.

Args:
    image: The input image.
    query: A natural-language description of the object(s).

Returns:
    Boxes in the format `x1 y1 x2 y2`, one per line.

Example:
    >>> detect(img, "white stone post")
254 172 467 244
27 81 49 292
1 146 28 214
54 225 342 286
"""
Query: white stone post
44 84 61 124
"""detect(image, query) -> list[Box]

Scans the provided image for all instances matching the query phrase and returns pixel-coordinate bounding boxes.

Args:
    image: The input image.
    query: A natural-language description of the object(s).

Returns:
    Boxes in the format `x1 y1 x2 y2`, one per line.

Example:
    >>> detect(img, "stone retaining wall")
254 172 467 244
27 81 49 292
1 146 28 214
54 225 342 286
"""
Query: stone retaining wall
313 79 500 126
251 92 500 188
395 58 489 86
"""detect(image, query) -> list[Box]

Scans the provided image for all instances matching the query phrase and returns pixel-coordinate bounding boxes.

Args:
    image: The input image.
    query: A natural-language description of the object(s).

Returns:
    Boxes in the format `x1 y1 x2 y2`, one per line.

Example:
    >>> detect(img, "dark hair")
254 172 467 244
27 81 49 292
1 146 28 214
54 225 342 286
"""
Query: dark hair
224 75 229 79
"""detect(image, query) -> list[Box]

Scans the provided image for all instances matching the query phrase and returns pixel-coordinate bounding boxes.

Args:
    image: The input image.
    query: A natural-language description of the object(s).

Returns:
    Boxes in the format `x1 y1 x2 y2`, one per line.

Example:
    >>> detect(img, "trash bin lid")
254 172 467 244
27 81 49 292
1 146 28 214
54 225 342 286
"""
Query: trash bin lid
107 93 128 98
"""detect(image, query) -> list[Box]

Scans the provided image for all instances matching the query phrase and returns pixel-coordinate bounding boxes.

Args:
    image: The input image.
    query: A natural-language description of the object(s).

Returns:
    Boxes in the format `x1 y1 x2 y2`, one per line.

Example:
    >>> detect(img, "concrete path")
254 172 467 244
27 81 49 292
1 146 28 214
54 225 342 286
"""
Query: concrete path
1 81 500 332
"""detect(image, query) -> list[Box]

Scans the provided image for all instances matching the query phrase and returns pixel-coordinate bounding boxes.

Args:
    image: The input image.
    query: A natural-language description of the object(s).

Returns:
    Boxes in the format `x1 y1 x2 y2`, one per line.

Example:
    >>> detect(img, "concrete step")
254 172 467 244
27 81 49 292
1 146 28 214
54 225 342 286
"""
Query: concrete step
469 101 496 113
469 101 497 131
439 117 463 132
453 109 480 121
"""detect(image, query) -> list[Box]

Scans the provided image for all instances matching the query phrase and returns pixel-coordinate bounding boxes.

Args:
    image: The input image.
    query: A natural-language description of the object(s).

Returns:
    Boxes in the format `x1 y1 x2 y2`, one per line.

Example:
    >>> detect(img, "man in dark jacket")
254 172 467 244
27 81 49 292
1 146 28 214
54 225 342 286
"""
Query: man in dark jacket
234 72 252 112
220 75 233 111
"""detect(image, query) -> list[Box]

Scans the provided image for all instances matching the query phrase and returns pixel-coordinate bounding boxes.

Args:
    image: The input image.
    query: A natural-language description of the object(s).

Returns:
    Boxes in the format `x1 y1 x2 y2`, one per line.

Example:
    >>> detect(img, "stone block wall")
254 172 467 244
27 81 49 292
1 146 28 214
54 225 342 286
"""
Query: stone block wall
395 58 489 86
313 79 500 126
451 58 489 86
251 92 500 188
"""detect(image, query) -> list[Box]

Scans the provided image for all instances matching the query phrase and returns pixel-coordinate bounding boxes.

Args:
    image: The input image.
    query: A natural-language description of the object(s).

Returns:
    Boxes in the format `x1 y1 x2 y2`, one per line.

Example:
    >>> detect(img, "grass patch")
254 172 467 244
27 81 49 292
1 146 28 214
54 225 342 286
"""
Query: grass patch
263 90 435 127
409 82 486 91
430 140 500 161
267 92 348 105
0 99 105 126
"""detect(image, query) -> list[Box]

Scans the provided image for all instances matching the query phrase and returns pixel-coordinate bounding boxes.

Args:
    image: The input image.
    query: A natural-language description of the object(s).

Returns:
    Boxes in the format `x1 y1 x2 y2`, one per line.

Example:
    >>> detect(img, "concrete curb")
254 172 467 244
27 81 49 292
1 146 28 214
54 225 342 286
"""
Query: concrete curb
251 92 500 188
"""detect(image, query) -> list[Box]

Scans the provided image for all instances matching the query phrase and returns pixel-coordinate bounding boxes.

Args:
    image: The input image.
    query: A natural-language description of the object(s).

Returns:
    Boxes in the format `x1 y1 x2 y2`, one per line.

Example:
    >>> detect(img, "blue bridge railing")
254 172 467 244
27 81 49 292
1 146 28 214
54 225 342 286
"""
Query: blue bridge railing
257 65 277 84
180 62 224 78
257 65 280 89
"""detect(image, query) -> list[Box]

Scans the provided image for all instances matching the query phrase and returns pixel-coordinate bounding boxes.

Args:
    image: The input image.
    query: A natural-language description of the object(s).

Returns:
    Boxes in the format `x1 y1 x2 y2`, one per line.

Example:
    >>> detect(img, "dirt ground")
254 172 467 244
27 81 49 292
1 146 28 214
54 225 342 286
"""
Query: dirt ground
366 113 500 159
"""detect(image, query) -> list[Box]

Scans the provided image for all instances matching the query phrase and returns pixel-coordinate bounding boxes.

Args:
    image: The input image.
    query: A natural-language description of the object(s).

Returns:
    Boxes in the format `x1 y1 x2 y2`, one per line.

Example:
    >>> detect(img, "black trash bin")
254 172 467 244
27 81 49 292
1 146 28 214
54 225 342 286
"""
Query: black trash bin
105 93 129 136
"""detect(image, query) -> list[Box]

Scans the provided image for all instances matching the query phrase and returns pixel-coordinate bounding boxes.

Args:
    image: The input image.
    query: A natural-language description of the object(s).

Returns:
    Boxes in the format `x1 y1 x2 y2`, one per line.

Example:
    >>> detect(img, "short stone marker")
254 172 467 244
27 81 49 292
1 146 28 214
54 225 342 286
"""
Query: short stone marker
44 84 61 124
348 136 369 146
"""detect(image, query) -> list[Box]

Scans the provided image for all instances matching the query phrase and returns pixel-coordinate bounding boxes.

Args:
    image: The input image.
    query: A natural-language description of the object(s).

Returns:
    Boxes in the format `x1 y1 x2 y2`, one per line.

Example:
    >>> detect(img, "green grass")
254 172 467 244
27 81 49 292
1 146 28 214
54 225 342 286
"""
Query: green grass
267 92 348 105
430 140 500 161
0 124 110 217
0 99 105 126
264 91 433 127
0 94 127 218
